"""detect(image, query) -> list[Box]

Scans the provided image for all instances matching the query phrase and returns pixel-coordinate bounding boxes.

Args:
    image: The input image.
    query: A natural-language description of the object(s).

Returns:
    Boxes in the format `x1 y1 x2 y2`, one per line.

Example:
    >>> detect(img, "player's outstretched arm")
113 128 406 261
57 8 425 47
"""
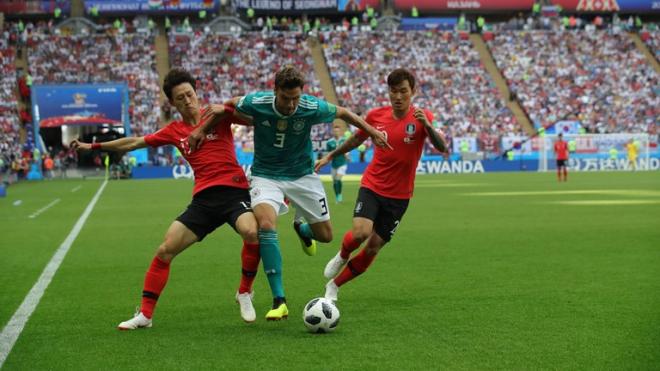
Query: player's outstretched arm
188 102 244 151
314 133 365 172
414 108 447 153
336 106 392 149
70 137 147 152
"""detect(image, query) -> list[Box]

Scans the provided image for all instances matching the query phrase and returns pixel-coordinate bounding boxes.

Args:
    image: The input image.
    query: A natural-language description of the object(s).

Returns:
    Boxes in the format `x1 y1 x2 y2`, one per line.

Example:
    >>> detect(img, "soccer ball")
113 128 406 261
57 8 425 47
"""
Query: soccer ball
302 297 340 333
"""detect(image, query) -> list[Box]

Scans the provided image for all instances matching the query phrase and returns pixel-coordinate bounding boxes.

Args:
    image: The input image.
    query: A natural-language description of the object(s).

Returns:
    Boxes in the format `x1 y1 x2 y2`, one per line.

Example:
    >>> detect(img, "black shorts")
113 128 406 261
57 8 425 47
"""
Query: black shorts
353 187 409 242
176 186 252 241
556 159 567 168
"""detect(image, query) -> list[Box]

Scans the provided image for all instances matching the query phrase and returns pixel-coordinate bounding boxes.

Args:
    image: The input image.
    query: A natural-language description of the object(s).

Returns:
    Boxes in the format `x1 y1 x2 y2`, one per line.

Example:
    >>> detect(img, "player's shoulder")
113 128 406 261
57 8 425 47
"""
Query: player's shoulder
297 94 323 111
245 91 275 105
365 106 392 121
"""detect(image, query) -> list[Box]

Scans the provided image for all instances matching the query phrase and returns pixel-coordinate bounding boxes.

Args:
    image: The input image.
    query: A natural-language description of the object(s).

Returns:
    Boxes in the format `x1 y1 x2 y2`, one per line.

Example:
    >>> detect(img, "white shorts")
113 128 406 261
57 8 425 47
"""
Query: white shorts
331 165 347 179
249 174 330 223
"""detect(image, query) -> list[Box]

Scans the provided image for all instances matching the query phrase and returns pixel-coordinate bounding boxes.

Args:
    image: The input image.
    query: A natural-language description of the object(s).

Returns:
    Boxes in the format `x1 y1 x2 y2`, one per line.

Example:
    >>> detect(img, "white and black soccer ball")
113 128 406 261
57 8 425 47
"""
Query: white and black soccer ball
302 297 340 333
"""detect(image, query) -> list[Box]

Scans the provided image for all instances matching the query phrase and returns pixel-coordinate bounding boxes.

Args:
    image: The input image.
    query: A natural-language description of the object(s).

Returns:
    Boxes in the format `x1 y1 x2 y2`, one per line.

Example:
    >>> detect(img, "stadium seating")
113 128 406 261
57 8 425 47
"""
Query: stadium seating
28 31 161 136
169 31 323 144
487 30 658 134
322 31 519 137
0 22 21 163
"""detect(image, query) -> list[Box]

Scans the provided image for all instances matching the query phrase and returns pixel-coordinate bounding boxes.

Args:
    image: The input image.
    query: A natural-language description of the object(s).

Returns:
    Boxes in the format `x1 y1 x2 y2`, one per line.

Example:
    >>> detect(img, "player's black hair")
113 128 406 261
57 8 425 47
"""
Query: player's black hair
274 65 305 90
163 67 196 101
387 68 416 91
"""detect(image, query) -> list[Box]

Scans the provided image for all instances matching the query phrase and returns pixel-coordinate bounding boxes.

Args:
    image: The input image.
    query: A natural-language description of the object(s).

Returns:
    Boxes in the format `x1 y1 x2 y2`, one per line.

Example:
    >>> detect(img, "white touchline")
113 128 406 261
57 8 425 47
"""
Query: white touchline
28 199 61 219
0 179 108 367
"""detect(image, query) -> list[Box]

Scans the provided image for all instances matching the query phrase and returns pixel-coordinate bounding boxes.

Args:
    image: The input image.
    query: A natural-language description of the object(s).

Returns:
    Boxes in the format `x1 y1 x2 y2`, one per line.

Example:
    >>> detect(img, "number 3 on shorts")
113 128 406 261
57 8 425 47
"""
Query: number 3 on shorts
319 197 328 216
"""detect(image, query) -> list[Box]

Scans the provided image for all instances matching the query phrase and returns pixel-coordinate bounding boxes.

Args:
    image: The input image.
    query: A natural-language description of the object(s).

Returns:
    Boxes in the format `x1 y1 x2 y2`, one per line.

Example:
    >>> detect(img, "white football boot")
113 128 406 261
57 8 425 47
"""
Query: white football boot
235 291 256 323
117 311 152 330
324 280 339 303
324 252 348 279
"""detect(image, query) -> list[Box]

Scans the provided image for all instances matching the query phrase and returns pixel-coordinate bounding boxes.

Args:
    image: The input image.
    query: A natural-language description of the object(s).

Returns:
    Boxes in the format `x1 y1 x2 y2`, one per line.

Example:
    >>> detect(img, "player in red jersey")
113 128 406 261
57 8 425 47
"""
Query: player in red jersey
71 68 261 328
553 133 569 182
314 68 448 302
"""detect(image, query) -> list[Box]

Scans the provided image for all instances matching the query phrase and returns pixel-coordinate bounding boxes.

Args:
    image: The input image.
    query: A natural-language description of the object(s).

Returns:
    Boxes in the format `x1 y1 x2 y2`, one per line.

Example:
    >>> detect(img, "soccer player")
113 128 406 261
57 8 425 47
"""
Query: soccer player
626 139 638 171
188 65 389 320
71 68 261 328
326 122 349 203
553 133 569 182
314 68 447 303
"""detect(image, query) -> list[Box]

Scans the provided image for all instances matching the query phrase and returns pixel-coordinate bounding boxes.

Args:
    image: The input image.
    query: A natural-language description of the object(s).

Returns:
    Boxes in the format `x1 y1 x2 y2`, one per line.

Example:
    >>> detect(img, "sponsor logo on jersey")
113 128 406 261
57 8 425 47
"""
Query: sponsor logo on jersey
260 120 271 127
205 133 218 141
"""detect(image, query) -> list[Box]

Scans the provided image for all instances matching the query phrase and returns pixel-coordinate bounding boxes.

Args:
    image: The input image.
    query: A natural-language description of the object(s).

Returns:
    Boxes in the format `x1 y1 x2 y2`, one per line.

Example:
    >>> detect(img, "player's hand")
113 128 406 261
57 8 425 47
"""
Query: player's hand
414 108 431 127
187 128 205 152
314 155 331 173
69 139 91 151
199 104 227 127
371 130 393 150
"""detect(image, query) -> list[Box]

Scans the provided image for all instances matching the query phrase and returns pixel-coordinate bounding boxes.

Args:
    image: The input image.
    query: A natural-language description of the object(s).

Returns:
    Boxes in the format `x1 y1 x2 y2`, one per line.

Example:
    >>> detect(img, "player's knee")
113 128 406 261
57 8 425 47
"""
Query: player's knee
241 228 258 244
315 226 333 243
352 227 371 243
257 218 276 231
157 235 181 262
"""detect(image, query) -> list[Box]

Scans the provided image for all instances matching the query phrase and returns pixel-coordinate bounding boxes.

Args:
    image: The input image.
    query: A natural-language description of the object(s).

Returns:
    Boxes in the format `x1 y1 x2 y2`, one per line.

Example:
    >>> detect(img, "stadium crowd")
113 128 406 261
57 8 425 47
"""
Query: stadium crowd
0 22 22 179
27 30 161 136
169 31 323 146
488 29 658 135
322 31 520 138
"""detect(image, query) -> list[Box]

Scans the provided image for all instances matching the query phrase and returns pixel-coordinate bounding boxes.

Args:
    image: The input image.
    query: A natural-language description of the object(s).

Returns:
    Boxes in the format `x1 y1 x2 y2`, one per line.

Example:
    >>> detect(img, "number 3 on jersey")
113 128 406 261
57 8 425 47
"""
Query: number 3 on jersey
274 133 285 148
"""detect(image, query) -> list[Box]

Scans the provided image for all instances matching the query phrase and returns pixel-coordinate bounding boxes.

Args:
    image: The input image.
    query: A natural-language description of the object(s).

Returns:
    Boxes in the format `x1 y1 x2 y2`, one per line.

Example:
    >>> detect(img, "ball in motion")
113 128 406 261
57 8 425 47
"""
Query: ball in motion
302 297 340 333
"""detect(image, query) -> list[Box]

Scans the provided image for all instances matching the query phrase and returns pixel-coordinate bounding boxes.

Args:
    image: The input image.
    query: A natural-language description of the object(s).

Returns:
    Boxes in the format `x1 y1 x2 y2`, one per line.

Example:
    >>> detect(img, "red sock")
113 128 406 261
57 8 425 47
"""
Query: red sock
340 231 362 259
334 249 376 287
140 256 170 319
239 241 260 294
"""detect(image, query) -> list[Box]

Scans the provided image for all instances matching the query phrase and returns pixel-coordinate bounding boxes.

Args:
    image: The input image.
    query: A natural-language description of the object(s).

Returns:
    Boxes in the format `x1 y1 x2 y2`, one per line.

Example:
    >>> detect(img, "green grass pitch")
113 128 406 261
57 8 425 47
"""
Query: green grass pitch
1 172 659 370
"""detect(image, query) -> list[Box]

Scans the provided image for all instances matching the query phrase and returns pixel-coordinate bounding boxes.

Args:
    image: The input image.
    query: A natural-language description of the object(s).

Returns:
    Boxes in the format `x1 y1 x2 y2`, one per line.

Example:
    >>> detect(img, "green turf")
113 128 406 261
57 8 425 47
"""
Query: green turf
1 172 659 370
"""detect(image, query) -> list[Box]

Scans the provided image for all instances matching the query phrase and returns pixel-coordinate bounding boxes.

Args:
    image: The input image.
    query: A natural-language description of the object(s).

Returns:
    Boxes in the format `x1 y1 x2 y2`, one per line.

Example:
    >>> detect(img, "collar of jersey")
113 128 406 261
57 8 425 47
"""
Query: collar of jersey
272 98 298 119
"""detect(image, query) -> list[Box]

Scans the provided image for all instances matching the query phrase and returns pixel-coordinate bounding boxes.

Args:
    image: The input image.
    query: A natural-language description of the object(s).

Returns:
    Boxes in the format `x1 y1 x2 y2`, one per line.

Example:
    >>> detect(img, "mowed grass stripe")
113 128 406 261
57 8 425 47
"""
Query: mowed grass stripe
0 180 101 329
0 180 107 367
2 172 660 370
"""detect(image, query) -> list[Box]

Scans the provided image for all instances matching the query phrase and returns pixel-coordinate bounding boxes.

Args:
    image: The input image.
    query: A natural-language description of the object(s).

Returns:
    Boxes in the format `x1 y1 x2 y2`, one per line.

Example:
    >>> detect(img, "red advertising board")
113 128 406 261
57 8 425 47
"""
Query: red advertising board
394 0 534 11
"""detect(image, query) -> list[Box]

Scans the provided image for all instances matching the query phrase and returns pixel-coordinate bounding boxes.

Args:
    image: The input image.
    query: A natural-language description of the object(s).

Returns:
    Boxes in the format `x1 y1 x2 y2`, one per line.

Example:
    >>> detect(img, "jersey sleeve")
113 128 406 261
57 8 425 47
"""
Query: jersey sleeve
313 98 337 124
144 124 175 147
236 93 259 117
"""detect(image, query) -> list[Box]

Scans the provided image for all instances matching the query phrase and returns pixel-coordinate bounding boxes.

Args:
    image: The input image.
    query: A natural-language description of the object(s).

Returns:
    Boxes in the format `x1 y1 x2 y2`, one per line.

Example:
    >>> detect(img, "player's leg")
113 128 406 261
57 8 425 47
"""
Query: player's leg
118 220 198 330
325 193 409 302
562 164 568 181
323 217 372 279
556 160 562 182
335 165 347 203
286 174 332 255
229 192 260 323
331 167 340 202
325 233 385 302
250 176 290 320
324 187 378 279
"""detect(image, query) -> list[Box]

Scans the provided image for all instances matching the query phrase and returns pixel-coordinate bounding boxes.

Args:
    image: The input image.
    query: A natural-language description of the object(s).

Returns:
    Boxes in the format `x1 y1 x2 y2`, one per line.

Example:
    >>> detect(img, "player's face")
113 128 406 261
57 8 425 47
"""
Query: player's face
388 80 413 112
170 83 199 116
274 87 301 116
332 125 342 138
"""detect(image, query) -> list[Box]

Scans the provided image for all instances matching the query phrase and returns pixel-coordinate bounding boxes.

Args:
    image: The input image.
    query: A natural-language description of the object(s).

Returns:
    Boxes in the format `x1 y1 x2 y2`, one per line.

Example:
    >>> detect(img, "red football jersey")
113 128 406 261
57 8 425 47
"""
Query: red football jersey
357 106 433 199
144 115 248 195
554 141 569 160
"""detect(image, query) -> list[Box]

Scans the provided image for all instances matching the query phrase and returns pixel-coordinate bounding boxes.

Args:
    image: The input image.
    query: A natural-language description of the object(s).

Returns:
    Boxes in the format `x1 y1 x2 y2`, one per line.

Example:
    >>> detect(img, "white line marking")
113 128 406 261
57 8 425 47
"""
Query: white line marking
463 190 660 197
28 199 61 219
71 186 82 193
0 180 107 367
